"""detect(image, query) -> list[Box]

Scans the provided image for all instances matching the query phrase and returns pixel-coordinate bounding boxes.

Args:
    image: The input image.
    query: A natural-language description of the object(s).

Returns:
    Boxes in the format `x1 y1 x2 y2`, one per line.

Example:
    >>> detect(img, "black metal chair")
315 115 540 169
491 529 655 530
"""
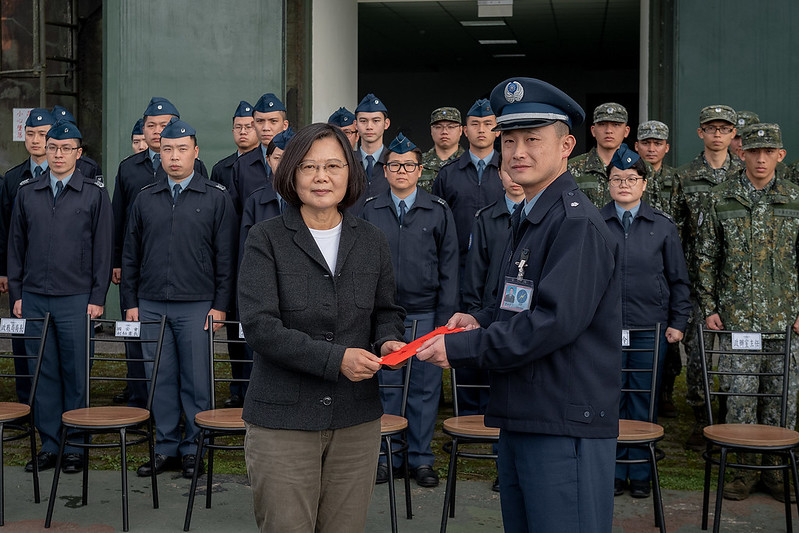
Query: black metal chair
698 324 799 532
44 314 167 532
616 323 666 532
0 313 50 526
439 367 499 533
183 317 249 531
377 319 417 533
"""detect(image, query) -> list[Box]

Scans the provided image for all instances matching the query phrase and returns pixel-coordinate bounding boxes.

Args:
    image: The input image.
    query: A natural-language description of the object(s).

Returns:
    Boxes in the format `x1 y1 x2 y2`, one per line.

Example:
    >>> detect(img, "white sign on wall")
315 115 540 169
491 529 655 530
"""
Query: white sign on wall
13 108 34 141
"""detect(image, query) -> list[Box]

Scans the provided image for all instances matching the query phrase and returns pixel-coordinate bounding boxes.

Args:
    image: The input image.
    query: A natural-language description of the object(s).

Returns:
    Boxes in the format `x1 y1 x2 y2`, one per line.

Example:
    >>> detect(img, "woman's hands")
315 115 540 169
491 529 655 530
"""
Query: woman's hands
340 348 382 382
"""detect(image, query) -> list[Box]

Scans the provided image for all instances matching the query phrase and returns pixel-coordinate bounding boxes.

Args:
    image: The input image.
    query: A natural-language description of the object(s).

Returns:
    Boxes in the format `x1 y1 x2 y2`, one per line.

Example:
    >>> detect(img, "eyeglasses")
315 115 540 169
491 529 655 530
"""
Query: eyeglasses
386 162 421 173
45 145 78 154
609 176 643 187
233 124 255 132
701 125 734 134
297 159 348 176
431 123 461 132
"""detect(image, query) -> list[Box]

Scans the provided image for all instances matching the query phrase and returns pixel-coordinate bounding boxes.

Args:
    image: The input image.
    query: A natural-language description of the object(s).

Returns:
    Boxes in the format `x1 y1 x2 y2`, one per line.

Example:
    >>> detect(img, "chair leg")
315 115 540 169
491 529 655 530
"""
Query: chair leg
782 461 792 533
712 447 729 533
184 429 206 531
789 450 799 526
29 420 40 504
148 419 159 509
648 443 665 533
440 437 459 533
205 435 214 509
44 426 69 528
0 423 5 527
385 435 398 533
81 431 89 506
120 428 130 532
702 443 712 531
402 434 412 520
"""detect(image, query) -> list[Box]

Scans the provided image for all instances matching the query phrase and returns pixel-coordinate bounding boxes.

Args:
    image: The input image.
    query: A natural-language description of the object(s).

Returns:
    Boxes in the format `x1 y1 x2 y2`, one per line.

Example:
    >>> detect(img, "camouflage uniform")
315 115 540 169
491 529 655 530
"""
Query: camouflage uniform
419 146 464 193
646 164 677 215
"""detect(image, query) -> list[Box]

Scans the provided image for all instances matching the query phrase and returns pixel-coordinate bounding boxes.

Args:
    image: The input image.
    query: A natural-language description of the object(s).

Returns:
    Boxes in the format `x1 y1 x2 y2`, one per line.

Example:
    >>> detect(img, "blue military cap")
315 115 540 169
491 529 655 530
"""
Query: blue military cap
328 107 356 127
234 100 254 118
47 119 82 140
489 77 585 131
131 118 144 136
52 105 76 124
25 108 56 127
467 99 493 118
609 144 641 170
160 118 196 139
355 93 387 114
254 93 286 113
271 127 295 150
143 97 180 118
387 132 417 154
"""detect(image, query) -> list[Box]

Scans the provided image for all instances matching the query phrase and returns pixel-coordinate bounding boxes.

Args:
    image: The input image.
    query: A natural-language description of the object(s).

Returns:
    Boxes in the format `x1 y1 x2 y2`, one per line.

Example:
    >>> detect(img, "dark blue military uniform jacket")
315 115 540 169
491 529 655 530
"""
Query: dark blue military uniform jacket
8 168 113 306
432 151 504 269
446 172 622 439
360 188 459 326
239 185 281 266
120 175 237 311
600 201 691 331
210 151 238 190
462 199 513 314
349 146 389 217
230 146 272 214
111 150 208 268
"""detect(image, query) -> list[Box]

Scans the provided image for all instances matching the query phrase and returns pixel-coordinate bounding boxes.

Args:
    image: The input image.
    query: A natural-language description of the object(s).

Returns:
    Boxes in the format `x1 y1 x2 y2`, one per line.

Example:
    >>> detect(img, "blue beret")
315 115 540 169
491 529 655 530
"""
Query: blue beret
47 119 82 140
489 77 585 130
355 93 387 114
131 118 144 136
609 144 641 170
328 107 356 127
467 99 493 118
271 127 295 150
51 105 76 124
160 118 196 139
143 97 180 118
234 101 254 118
387 132 417 154
25 108 56 128
254 93 286 113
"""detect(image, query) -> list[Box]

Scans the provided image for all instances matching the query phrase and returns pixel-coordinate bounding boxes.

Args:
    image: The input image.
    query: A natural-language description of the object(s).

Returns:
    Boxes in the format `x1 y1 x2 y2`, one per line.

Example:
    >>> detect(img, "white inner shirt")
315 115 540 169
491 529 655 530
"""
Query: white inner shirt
308 221 343 274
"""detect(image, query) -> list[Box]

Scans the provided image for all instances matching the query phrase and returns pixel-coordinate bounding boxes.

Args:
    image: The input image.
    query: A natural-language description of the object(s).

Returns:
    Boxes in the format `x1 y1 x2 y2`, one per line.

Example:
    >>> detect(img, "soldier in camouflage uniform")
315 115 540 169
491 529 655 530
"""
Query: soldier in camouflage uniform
730 110 759 160
669 104 744 451
696 123 799 502
419 107 465 193
635 120 675 214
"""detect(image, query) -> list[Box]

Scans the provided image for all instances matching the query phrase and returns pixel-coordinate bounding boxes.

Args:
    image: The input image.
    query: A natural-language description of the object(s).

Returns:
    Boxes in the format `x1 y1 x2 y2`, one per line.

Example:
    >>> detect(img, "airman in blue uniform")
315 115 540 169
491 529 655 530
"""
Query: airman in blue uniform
51 105 103 184
8 121 113 475
361 133 459 487
328 107 359 149
122 119 237 479
350 93 391 216
131 118 147 154
417 77 622 533
210 101 258 190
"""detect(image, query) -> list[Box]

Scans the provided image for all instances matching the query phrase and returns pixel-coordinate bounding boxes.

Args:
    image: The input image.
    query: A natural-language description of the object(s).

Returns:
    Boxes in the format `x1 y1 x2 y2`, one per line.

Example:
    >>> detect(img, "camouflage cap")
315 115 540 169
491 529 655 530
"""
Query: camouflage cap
740 123 782 150
734 111 760 135
699 104 736 125
637 120 669 141
593 102 628 124
430 107 462 125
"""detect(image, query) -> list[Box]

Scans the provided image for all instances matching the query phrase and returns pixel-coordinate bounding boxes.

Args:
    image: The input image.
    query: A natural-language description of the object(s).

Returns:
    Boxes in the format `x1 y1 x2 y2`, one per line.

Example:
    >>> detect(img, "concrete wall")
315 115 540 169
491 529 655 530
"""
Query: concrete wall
311 0 358 122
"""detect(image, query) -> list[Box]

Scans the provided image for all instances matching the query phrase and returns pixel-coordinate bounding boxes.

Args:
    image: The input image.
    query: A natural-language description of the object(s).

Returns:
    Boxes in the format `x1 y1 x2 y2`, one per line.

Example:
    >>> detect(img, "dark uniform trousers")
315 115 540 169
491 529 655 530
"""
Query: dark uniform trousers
446 172 621 533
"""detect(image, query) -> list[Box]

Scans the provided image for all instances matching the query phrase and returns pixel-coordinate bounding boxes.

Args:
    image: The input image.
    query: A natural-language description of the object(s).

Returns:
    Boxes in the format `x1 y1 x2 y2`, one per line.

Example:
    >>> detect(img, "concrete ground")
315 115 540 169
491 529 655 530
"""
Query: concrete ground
1 465 796 532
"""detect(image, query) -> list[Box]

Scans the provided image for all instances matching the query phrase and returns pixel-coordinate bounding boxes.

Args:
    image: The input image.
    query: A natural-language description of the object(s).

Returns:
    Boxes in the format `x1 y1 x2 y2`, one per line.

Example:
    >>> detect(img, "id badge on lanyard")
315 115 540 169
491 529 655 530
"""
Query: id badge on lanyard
500 248 533 313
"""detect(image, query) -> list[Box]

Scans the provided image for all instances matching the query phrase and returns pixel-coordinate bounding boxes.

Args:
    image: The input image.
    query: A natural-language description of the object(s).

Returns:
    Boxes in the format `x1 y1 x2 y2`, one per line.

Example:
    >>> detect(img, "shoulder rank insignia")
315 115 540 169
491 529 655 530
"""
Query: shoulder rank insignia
211 182 226 191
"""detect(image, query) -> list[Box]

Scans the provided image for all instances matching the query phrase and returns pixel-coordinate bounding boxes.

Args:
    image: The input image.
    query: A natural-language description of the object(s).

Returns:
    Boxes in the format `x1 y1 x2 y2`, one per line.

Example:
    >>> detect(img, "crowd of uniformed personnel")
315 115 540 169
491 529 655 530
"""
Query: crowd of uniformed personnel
3 92 798 504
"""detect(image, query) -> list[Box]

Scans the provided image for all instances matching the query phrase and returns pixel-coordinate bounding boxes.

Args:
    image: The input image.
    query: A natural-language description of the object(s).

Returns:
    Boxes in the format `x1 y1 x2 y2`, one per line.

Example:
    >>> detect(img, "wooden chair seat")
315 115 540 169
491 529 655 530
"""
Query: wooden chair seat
381 414 408 434
703 423 799 447
442 415 500 438
195 408 244 429
0 402 30 422
62 406 150 427
619 419 664 441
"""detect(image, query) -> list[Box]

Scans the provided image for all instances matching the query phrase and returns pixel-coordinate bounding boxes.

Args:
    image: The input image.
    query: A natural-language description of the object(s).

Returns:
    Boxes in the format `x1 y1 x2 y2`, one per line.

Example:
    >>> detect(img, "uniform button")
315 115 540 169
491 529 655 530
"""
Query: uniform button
600 411 606 417
583 411 590 418
568 192 574 196
321 396 332 406
324 332 334 341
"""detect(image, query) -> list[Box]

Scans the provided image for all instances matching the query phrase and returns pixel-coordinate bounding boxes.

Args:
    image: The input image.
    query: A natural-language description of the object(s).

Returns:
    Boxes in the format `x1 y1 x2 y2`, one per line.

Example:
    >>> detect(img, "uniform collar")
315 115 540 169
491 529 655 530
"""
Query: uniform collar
390 188 418 212
524 171 578 225
29 157 48 174
255 185 278 204
457 149 499 170
35 167 84 191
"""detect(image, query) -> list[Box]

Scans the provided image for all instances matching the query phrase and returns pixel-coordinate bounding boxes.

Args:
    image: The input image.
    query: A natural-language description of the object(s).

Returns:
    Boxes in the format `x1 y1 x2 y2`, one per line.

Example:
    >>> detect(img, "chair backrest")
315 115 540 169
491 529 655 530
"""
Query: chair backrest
620 323 663 423
377 320 418 418
208 317 250 407
698 324 792 427
85 315 167 411
450 366 491 418
0 313 51 405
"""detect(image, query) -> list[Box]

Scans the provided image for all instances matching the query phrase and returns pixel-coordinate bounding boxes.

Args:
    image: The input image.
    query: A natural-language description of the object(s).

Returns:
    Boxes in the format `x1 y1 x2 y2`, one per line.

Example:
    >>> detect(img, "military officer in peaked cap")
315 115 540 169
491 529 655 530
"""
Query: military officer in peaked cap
122 119 237 479
328 107 359 149
8 120 113 474
418 77 621 533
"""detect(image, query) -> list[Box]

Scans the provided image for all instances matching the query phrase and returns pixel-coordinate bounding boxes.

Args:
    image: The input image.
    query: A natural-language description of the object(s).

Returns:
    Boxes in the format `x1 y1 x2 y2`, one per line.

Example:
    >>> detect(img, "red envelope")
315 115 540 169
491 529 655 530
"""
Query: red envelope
381 326 466 366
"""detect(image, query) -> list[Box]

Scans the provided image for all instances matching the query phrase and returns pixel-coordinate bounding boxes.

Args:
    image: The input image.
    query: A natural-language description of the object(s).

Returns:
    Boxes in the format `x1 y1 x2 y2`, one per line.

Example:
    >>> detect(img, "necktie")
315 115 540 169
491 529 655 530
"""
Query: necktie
173 184 181 204
398 200 407 225
622 210 632 234
365 155 375 182
477 160 486 184
510 203 523 240
34 166 42 178
153 154 161 174
53 180 63 205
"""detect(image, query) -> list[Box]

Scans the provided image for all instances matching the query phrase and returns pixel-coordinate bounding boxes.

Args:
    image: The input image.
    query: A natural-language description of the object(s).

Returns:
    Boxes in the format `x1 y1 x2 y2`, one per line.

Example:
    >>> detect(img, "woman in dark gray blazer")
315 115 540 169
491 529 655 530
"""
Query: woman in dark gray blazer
238 122 406 533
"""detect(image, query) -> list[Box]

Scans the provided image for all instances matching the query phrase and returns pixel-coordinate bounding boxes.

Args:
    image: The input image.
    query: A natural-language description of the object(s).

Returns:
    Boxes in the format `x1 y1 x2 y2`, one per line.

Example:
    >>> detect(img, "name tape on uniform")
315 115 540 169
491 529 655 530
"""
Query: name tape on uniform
0 318 26 335
731 332 762 351
239 323 245 339
115 321 141 338
621 329 630 347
